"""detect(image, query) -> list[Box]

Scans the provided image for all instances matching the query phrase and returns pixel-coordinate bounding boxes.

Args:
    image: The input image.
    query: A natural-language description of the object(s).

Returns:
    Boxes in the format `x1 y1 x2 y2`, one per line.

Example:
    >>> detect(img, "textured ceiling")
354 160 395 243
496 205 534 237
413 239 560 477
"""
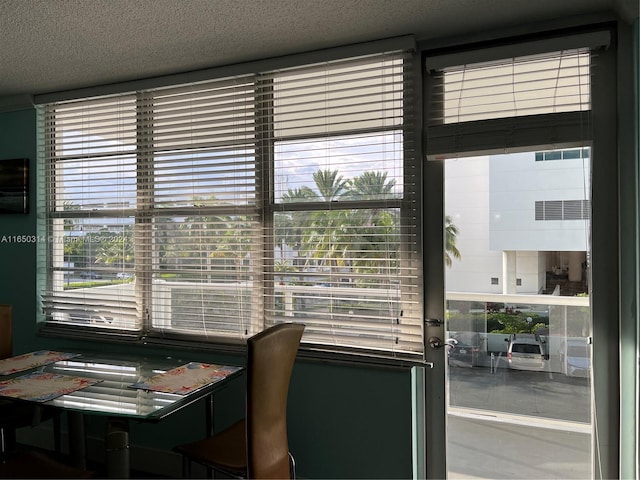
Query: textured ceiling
0 0 636 100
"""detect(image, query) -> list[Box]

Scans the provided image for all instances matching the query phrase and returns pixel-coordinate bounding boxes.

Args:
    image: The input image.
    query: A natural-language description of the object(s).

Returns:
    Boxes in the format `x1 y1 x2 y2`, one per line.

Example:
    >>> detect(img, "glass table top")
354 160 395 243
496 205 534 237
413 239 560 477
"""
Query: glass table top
33 351 244 420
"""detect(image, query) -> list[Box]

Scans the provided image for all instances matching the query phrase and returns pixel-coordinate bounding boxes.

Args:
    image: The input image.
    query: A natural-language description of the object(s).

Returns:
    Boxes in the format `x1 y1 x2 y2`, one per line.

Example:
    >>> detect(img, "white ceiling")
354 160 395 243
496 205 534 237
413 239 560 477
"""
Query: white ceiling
0 0 636 100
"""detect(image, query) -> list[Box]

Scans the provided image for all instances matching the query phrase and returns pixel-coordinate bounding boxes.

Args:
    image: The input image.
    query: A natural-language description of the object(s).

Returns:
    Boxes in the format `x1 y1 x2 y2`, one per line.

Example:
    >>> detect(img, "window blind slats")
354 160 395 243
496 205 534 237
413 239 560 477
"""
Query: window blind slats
38 50 421 358
272 56 406 138
426 49 592 159
263 51 420 356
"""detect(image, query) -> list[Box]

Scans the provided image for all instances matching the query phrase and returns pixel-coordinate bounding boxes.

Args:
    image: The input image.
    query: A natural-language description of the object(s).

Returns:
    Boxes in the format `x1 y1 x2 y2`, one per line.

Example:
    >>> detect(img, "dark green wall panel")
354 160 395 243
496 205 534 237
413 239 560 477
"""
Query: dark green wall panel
0 108 38 354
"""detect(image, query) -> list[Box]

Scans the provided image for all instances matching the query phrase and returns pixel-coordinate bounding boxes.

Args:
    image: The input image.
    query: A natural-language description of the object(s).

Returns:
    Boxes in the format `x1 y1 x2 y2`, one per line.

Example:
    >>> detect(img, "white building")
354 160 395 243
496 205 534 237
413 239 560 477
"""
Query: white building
445 148 590 296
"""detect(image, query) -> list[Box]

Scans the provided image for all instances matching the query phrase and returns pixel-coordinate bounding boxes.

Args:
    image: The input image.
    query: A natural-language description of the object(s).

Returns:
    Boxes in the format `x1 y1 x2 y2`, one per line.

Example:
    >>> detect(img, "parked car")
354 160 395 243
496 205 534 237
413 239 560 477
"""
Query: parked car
507 334 547 371
446 338 479 367
116 272 132 279
559 338 590 378
66 309 113 324
80 271 102 279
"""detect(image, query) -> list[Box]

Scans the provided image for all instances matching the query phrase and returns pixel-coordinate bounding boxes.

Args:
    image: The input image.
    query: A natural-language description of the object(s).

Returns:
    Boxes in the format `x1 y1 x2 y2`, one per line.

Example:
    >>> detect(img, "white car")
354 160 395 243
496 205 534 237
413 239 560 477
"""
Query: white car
559 338 590 377
507 334 547 371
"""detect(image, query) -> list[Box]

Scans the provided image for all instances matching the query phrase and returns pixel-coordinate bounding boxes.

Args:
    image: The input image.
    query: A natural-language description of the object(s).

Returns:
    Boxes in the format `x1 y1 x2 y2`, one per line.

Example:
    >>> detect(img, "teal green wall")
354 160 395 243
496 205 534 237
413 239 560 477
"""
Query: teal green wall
0 107 414 478
0 108 39 354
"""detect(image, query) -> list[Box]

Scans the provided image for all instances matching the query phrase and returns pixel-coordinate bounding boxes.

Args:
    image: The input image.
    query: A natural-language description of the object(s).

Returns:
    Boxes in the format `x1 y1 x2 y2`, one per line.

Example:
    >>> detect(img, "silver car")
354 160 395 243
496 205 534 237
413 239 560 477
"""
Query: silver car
507 334 546 371
559 338 590 377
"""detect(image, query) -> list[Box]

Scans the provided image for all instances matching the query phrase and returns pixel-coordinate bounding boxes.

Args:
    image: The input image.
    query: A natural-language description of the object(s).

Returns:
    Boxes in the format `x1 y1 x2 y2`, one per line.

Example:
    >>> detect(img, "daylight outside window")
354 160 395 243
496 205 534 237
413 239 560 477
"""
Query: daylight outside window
36 50 422 357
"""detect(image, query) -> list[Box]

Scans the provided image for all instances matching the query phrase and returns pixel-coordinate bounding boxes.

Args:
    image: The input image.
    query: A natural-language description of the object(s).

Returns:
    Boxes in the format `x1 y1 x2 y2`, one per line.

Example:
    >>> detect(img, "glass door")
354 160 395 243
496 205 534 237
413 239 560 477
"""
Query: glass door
419 28 621 480
443 148 592 479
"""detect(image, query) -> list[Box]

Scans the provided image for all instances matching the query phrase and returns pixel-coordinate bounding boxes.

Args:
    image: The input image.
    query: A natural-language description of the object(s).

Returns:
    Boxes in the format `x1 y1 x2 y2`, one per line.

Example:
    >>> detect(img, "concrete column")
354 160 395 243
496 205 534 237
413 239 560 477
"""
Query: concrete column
502 250 517 294
568 251 583 282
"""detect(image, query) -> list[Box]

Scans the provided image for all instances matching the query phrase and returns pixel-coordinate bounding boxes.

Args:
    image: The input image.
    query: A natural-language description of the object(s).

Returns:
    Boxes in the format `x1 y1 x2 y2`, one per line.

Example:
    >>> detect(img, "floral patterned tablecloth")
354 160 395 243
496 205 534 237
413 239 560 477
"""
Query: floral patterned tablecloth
0 350 80 375
130 362 242 395
0 371 102 402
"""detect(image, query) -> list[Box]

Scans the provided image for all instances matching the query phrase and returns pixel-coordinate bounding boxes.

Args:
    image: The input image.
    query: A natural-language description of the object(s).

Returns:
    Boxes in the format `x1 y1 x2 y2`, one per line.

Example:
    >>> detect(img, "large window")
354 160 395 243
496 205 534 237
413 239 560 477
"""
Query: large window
37 51 421 357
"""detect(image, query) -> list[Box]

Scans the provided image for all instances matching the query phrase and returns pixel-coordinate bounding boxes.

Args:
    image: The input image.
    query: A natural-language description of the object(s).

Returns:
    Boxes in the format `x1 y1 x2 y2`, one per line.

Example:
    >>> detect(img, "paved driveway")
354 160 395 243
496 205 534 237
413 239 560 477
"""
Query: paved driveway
448 364 590 423
446 365 591 479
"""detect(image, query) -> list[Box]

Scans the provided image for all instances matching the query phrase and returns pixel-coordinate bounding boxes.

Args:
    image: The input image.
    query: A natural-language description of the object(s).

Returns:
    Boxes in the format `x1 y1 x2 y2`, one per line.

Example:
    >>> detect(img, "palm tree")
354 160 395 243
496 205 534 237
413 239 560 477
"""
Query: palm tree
346 171 397 200
312 169 348 201
301 170 401 281
179 212 254 281
277 186 318 255
342 171 400 282
301 208 351 270
281 186 317 203
445 215 462 267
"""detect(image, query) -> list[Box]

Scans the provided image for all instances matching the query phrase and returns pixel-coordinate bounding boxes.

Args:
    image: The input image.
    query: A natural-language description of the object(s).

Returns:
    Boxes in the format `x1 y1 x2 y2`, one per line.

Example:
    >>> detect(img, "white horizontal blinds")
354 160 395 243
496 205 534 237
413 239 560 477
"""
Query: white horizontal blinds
146 78 256 208
434 49 590 124
426 48 593 159
269 54 405 137
41 95 141 331
146 77 259 340
39 48 420 356
265 52 423 356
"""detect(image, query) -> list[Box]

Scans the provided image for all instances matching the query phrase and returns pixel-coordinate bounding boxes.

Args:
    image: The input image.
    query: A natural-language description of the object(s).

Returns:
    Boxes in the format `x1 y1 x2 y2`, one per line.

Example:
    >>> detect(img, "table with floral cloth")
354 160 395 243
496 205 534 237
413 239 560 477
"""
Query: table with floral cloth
130 362 242 395
0 371 101 402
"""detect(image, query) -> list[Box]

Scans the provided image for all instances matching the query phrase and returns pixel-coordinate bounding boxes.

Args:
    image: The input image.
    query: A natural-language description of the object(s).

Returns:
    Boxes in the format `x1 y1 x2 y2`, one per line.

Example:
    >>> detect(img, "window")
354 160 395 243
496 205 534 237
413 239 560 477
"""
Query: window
535 199 590 220
37 50 421 358
535 148 590 161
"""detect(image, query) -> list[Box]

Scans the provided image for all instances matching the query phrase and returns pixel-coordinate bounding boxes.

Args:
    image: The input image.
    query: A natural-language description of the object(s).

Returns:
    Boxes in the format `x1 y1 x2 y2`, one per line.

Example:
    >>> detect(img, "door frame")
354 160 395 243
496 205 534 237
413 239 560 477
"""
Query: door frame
417 25 622 480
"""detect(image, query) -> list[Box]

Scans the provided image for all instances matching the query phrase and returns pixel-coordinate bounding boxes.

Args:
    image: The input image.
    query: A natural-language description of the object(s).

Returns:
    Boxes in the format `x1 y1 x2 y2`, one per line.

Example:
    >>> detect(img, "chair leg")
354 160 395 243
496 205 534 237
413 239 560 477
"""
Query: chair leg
0 426 17 457
288 451 296 479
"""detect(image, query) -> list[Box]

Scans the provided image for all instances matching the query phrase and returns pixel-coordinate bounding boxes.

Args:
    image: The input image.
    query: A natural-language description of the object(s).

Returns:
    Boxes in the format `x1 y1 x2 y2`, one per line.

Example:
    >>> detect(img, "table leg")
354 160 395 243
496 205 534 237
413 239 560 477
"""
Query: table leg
205 395 215 479
205 394 215 437
67 412 86 470
106 418 130 479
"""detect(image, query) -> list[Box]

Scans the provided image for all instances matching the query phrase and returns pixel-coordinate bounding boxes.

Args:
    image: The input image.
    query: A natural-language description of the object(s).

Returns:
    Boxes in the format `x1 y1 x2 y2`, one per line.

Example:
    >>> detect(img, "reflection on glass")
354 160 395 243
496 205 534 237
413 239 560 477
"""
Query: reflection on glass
44 355 194 417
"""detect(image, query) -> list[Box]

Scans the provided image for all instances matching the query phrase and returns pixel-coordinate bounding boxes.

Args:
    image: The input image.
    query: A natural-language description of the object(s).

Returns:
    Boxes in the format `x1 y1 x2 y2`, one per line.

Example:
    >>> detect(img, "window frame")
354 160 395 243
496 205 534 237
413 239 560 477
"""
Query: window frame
419 25 620 480
36 46 424 363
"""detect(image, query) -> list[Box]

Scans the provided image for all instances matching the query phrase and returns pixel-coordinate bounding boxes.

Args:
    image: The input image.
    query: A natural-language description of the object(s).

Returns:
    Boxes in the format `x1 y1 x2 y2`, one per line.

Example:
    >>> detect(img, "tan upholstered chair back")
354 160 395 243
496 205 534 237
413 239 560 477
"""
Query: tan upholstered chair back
246 323 304 479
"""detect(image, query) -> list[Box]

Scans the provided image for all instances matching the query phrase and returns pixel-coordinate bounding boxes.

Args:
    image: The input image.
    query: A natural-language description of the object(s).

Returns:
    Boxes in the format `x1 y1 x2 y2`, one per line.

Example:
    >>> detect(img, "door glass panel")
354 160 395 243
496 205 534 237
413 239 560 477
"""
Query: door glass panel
445 149 592 479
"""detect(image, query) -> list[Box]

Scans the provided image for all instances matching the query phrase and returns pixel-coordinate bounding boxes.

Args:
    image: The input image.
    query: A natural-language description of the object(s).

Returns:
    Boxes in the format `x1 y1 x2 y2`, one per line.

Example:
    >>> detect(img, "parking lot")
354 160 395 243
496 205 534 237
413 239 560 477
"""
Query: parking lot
447 364 591 478
448 364 591 424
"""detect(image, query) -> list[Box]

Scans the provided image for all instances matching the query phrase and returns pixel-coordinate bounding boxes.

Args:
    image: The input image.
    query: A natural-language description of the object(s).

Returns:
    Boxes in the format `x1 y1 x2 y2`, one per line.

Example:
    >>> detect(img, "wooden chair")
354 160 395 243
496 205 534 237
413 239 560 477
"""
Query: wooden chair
0 305 92 478
174 322 305 479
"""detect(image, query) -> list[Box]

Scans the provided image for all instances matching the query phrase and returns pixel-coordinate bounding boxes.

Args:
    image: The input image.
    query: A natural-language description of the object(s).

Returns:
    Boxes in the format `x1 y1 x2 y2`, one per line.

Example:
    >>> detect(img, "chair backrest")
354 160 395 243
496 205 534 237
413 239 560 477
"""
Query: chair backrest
0 305 12 359
246 322 304 479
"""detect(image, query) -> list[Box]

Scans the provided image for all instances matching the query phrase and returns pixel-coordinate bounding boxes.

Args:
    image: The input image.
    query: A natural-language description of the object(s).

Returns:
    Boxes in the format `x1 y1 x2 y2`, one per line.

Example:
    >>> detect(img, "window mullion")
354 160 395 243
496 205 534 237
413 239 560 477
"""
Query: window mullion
137 91 154 333
257 76 275 333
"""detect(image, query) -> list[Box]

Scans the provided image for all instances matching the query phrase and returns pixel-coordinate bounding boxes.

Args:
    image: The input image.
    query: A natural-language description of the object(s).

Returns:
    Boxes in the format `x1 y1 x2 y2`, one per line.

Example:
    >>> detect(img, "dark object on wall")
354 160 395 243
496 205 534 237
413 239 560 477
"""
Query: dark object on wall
0 158 28 214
